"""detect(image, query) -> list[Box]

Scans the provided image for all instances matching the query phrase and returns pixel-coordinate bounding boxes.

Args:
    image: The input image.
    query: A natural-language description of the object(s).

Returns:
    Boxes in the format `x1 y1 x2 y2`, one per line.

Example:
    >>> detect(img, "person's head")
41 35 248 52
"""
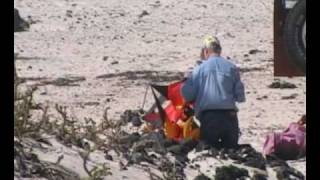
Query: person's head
202 35 222 59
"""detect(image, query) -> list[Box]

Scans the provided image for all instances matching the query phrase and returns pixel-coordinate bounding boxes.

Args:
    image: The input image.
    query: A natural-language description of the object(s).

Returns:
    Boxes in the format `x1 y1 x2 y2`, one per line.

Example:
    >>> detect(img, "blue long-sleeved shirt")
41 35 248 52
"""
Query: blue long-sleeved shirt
181 56 245 118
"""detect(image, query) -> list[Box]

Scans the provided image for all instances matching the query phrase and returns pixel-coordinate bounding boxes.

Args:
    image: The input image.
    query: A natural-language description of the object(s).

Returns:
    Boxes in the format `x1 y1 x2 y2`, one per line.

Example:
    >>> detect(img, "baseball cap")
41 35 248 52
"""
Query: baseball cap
203 35 220 48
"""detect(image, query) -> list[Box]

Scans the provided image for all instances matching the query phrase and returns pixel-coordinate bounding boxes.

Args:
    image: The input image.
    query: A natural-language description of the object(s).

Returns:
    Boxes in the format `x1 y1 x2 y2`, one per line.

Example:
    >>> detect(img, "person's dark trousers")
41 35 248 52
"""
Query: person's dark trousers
199 110 239 149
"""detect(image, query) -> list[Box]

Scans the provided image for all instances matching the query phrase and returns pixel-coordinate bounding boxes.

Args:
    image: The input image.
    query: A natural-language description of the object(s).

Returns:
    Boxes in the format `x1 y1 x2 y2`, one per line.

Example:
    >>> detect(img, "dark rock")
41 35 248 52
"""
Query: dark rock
142 129 164 140
84 102 99 106
120 110 141 124
252 172 268 180
281 94 298 100
163 144 187 157
130 152 145 164
179 138 198 154
149 153 158 159
266 155 304 179
118 132 141 146
40 76 85 87
132 139 155 153
103 56 109 61
193 174 211 180
208 148 220 158
158 158 174 172
243 157 266 170
239 67 264 73
158 159 185 179
138 108 145 114
119 161 127 171
167 144 183 154
138 10 150 18
222 144 267 170
215 165 249 180
249 49 263 55
163 139 178 148
111 61 119 65
14 8 29 32
268 81 297 89
26 153 40 163
218 148 229 160
131 116 142 127
195 141 211 152
105 154 113 161
66 10 73 18
171 162 186 180
139 131 167 154
175 155 189 165
35 138 52 146
266 155 289 168
274 166 305 180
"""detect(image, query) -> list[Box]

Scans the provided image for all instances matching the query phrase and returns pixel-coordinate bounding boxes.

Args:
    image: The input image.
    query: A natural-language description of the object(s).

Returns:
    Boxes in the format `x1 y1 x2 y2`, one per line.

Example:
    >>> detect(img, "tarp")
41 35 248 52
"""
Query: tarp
144 81 199 141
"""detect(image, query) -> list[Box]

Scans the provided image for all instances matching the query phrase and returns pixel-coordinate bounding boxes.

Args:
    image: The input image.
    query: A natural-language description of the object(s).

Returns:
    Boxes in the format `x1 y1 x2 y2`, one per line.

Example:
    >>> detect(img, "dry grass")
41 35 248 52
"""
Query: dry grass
14 59 115 179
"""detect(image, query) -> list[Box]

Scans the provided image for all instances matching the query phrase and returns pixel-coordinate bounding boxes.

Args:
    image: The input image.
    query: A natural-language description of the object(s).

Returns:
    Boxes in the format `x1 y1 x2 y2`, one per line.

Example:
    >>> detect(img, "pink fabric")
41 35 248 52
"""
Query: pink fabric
263 123 306 160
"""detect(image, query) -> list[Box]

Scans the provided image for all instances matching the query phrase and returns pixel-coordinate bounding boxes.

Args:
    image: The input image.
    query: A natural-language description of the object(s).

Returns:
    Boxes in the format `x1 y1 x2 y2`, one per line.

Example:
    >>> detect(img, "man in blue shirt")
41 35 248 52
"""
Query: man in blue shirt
181 35 245 148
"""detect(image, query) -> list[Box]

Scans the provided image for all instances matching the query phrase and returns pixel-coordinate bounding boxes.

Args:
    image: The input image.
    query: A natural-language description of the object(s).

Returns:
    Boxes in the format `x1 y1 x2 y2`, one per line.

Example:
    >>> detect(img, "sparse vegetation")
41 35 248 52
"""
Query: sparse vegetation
80 147 112 180
14 61 113 179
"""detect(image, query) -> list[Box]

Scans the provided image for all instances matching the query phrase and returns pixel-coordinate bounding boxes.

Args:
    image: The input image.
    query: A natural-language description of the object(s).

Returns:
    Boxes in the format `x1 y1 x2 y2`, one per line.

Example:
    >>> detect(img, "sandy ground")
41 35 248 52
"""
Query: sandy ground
14 0 306 179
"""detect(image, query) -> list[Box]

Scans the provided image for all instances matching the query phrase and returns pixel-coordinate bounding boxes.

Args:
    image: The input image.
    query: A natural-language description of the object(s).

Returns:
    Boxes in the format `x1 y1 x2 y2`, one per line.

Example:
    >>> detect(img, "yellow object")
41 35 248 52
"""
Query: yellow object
164 118 181 140
182 117 200 140
203 35 220 47
164 117 200 141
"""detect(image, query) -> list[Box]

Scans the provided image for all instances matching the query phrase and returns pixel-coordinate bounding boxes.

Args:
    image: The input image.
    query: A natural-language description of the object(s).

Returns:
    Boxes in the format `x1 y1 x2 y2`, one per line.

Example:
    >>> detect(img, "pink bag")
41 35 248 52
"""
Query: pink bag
263 122 306 160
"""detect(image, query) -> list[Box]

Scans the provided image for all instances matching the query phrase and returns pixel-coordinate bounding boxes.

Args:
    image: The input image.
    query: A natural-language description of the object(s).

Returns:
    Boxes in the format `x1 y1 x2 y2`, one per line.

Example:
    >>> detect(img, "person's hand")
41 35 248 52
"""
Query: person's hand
183 67 193 79
183 105 194 117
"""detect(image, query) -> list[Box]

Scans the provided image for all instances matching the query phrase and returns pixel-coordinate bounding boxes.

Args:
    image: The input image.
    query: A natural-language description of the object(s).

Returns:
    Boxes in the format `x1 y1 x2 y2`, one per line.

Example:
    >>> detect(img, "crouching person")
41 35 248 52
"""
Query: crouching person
181 35 246 149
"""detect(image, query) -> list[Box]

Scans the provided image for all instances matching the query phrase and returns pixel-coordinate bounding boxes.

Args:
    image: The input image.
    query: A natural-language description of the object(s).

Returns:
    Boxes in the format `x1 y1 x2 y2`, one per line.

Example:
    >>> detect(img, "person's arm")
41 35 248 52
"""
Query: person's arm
233 67 245 102
181 66 200 102
183 59 203 80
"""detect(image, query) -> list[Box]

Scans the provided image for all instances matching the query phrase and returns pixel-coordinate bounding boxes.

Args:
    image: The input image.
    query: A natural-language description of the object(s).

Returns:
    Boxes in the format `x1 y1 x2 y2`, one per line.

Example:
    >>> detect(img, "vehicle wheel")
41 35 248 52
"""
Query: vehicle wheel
14 8 29 32
283 0 306 73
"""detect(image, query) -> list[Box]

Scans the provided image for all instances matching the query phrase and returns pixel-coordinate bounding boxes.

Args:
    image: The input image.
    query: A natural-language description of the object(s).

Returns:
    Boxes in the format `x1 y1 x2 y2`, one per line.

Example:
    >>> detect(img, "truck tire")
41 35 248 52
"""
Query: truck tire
14 8 29 32
283 0 306 73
